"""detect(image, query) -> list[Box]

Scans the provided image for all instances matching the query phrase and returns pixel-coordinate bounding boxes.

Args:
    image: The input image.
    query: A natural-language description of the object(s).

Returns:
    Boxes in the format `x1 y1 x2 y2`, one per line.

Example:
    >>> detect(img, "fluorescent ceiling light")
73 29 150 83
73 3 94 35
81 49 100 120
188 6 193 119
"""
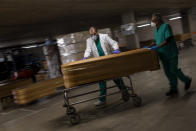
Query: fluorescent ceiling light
62 53 70 56
169 16 182 21
137 24 150 28
22 45 37 49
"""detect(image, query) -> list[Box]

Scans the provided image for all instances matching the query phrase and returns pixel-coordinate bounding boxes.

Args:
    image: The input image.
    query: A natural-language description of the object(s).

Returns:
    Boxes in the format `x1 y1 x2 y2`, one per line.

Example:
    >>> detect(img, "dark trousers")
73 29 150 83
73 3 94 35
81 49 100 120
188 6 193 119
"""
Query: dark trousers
160 56 189 91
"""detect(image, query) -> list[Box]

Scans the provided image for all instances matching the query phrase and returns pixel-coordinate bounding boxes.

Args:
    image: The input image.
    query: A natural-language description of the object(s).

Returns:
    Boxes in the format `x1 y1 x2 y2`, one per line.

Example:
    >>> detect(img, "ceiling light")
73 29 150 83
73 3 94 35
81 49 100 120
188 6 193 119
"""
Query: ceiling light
62 53 70 57
169 16 182 21
22 45 37 49
137 24 151 28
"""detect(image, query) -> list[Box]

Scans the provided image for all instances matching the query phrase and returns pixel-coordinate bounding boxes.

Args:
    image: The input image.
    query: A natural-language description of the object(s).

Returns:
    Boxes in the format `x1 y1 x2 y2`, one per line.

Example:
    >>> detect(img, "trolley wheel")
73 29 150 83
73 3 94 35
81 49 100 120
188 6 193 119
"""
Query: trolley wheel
68 113 81 125
132 96 142 107
122 89 130 102
63 103 67 107
67 106 76 114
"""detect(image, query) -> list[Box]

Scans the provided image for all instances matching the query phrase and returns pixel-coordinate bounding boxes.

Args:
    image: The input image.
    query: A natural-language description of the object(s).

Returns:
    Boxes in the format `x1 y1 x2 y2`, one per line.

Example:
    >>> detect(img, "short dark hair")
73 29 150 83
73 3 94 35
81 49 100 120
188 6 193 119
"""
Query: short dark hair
89 26 98 32
152 13 163 23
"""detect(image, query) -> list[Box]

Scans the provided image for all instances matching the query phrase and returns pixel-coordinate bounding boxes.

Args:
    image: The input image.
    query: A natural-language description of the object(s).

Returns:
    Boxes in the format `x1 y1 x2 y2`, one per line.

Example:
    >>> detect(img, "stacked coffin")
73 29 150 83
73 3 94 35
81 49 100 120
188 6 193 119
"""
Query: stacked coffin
12 77 64 104
61 49 160 88
0 79 33 99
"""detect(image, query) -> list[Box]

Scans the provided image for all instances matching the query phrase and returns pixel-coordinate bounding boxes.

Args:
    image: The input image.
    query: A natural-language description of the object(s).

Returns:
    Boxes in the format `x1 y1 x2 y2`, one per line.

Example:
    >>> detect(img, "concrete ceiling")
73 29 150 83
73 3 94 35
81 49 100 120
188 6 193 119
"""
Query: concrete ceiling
0 0 195 48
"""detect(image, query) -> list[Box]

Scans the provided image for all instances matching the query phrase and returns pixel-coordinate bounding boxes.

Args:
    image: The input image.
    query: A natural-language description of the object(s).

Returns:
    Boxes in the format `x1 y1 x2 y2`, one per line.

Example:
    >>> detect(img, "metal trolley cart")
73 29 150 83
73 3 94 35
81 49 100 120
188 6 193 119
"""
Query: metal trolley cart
63 76 142 125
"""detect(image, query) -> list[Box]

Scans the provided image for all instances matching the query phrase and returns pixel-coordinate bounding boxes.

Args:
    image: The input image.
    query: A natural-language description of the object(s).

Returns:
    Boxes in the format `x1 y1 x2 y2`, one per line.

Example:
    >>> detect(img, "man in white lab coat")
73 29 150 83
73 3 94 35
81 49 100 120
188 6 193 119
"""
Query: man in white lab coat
83 27 130 106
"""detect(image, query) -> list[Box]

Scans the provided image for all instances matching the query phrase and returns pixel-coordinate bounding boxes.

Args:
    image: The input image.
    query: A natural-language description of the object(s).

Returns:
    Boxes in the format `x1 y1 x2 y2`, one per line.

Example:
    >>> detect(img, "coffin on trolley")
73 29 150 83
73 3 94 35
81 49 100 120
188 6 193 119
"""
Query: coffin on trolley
61 49 160 88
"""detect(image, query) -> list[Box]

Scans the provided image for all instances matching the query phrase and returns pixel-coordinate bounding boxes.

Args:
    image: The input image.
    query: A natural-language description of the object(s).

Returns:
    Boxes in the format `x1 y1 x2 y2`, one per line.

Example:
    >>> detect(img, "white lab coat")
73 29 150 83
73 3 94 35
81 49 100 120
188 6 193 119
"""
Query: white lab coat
84 33 119 58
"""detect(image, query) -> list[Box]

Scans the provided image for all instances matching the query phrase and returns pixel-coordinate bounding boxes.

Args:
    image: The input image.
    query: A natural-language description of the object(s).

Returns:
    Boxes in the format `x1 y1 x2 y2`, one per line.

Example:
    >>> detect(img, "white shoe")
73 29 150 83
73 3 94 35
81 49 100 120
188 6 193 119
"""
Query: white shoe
94 100 106 106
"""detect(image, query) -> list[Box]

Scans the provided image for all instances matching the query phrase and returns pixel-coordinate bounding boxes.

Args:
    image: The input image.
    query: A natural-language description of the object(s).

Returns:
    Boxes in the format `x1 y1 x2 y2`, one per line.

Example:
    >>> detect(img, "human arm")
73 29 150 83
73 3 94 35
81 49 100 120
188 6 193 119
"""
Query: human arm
105 34 121 54
105 34 119 51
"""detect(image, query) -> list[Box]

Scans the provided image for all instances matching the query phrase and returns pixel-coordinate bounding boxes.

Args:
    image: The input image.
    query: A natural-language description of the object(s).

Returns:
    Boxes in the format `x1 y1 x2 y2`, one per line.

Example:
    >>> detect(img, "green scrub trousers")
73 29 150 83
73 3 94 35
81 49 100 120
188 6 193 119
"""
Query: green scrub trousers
154 23 189 91
95 38 127 102
159 56 189 91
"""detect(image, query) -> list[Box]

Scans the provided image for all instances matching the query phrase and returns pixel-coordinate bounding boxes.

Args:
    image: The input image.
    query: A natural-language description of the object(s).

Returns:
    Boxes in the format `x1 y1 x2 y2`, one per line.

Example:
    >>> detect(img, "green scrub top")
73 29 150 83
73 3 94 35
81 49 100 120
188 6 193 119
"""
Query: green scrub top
154 23 178 59
95 38 105 56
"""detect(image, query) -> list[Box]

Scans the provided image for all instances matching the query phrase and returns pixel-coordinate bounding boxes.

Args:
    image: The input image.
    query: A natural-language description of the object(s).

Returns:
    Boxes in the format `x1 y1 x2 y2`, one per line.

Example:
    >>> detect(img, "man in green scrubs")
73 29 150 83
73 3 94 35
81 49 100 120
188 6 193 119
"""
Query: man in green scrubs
148 13 192 96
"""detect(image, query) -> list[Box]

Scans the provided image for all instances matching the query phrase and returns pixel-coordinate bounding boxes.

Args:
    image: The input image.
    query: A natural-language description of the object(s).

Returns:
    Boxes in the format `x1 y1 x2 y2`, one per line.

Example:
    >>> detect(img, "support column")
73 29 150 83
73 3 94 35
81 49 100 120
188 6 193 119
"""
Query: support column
188 7 196 45
122 12 140 50
43 44 62 79
180 12 193 47
0 100 3 111
181 13 191 33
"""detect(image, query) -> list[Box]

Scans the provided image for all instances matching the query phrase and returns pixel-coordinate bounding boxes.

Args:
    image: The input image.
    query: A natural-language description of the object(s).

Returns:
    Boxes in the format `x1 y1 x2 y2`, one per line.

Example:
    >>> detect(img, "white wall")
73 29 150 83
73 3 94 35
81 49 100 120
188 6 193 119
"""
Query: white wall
165 19 183 35
137 26 154 42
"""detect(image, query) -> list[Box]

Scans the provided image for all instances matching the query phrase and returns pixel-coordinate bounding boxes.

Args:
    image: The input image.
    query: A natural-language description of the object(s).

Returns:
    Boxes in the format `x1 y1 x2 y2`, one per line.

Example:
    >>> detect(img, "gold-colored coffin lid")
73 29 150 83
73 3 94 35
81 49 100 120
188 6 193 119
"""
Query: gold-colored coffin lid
61 49 160 88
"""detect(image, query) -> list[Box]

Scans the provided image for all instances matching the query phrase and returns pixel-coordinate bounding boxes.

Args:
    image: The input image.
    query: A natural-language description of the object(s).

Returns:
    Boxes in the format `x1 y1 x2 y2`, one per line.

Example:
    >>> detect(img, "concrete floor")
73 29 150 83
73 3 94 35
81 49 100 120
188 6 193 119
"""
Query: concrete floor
0 46 196 131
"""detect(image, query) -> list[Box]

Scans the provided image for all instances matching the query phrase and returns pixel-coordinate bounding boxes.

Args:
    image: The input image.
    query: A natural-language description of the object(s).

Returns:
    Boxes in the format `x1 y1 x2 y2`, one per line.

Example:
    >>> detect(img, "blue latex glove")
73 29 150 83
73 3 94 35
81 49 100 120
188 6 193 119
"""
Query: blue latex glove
82 57 87 60
143 46 149 48
112 49 121 54
150 45 159 50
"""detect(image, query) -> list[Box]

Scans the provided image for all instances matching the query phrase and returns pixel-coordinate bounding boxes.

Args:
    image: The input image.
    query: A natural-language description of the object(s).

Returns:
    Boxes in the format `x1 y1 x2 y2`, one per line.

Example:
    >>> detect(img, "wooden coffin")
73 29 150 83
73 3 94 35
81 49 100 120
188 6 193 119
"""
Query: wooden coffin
61 49 160 88
175 33 192 42
0 79 33 99
12 77 64 105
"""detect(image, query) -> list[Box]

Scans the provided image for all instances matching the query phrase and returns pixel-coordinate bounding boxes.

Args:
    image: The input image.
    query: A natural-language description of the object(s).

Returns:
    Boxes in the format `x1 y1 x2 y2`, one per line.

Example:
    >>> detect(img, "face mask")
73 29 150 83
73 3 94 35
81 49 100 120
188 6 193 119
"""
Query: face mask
151 22 156 27
91 35 98 41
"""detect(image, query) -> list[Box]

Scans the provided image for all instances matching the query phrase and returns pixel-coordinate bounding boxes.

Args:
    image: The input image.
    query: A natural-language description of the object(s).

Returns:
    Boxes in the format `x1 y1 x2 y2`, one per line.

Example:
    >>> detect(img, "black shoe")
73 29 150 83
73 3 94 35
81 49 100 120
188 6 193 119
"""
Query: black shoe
166 89 178 96
185 78 192 91
121 89 130 102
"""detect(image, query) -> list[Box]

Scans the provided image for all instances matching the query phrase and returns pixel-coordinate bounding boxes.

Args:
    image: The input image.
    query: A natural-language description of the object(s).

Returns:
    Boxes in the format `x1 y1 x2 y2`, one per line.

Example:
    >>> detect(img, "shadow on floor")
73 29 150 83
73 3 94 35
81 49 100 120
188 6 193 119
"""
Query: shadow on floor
47 98 143 128
163 90 195 105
